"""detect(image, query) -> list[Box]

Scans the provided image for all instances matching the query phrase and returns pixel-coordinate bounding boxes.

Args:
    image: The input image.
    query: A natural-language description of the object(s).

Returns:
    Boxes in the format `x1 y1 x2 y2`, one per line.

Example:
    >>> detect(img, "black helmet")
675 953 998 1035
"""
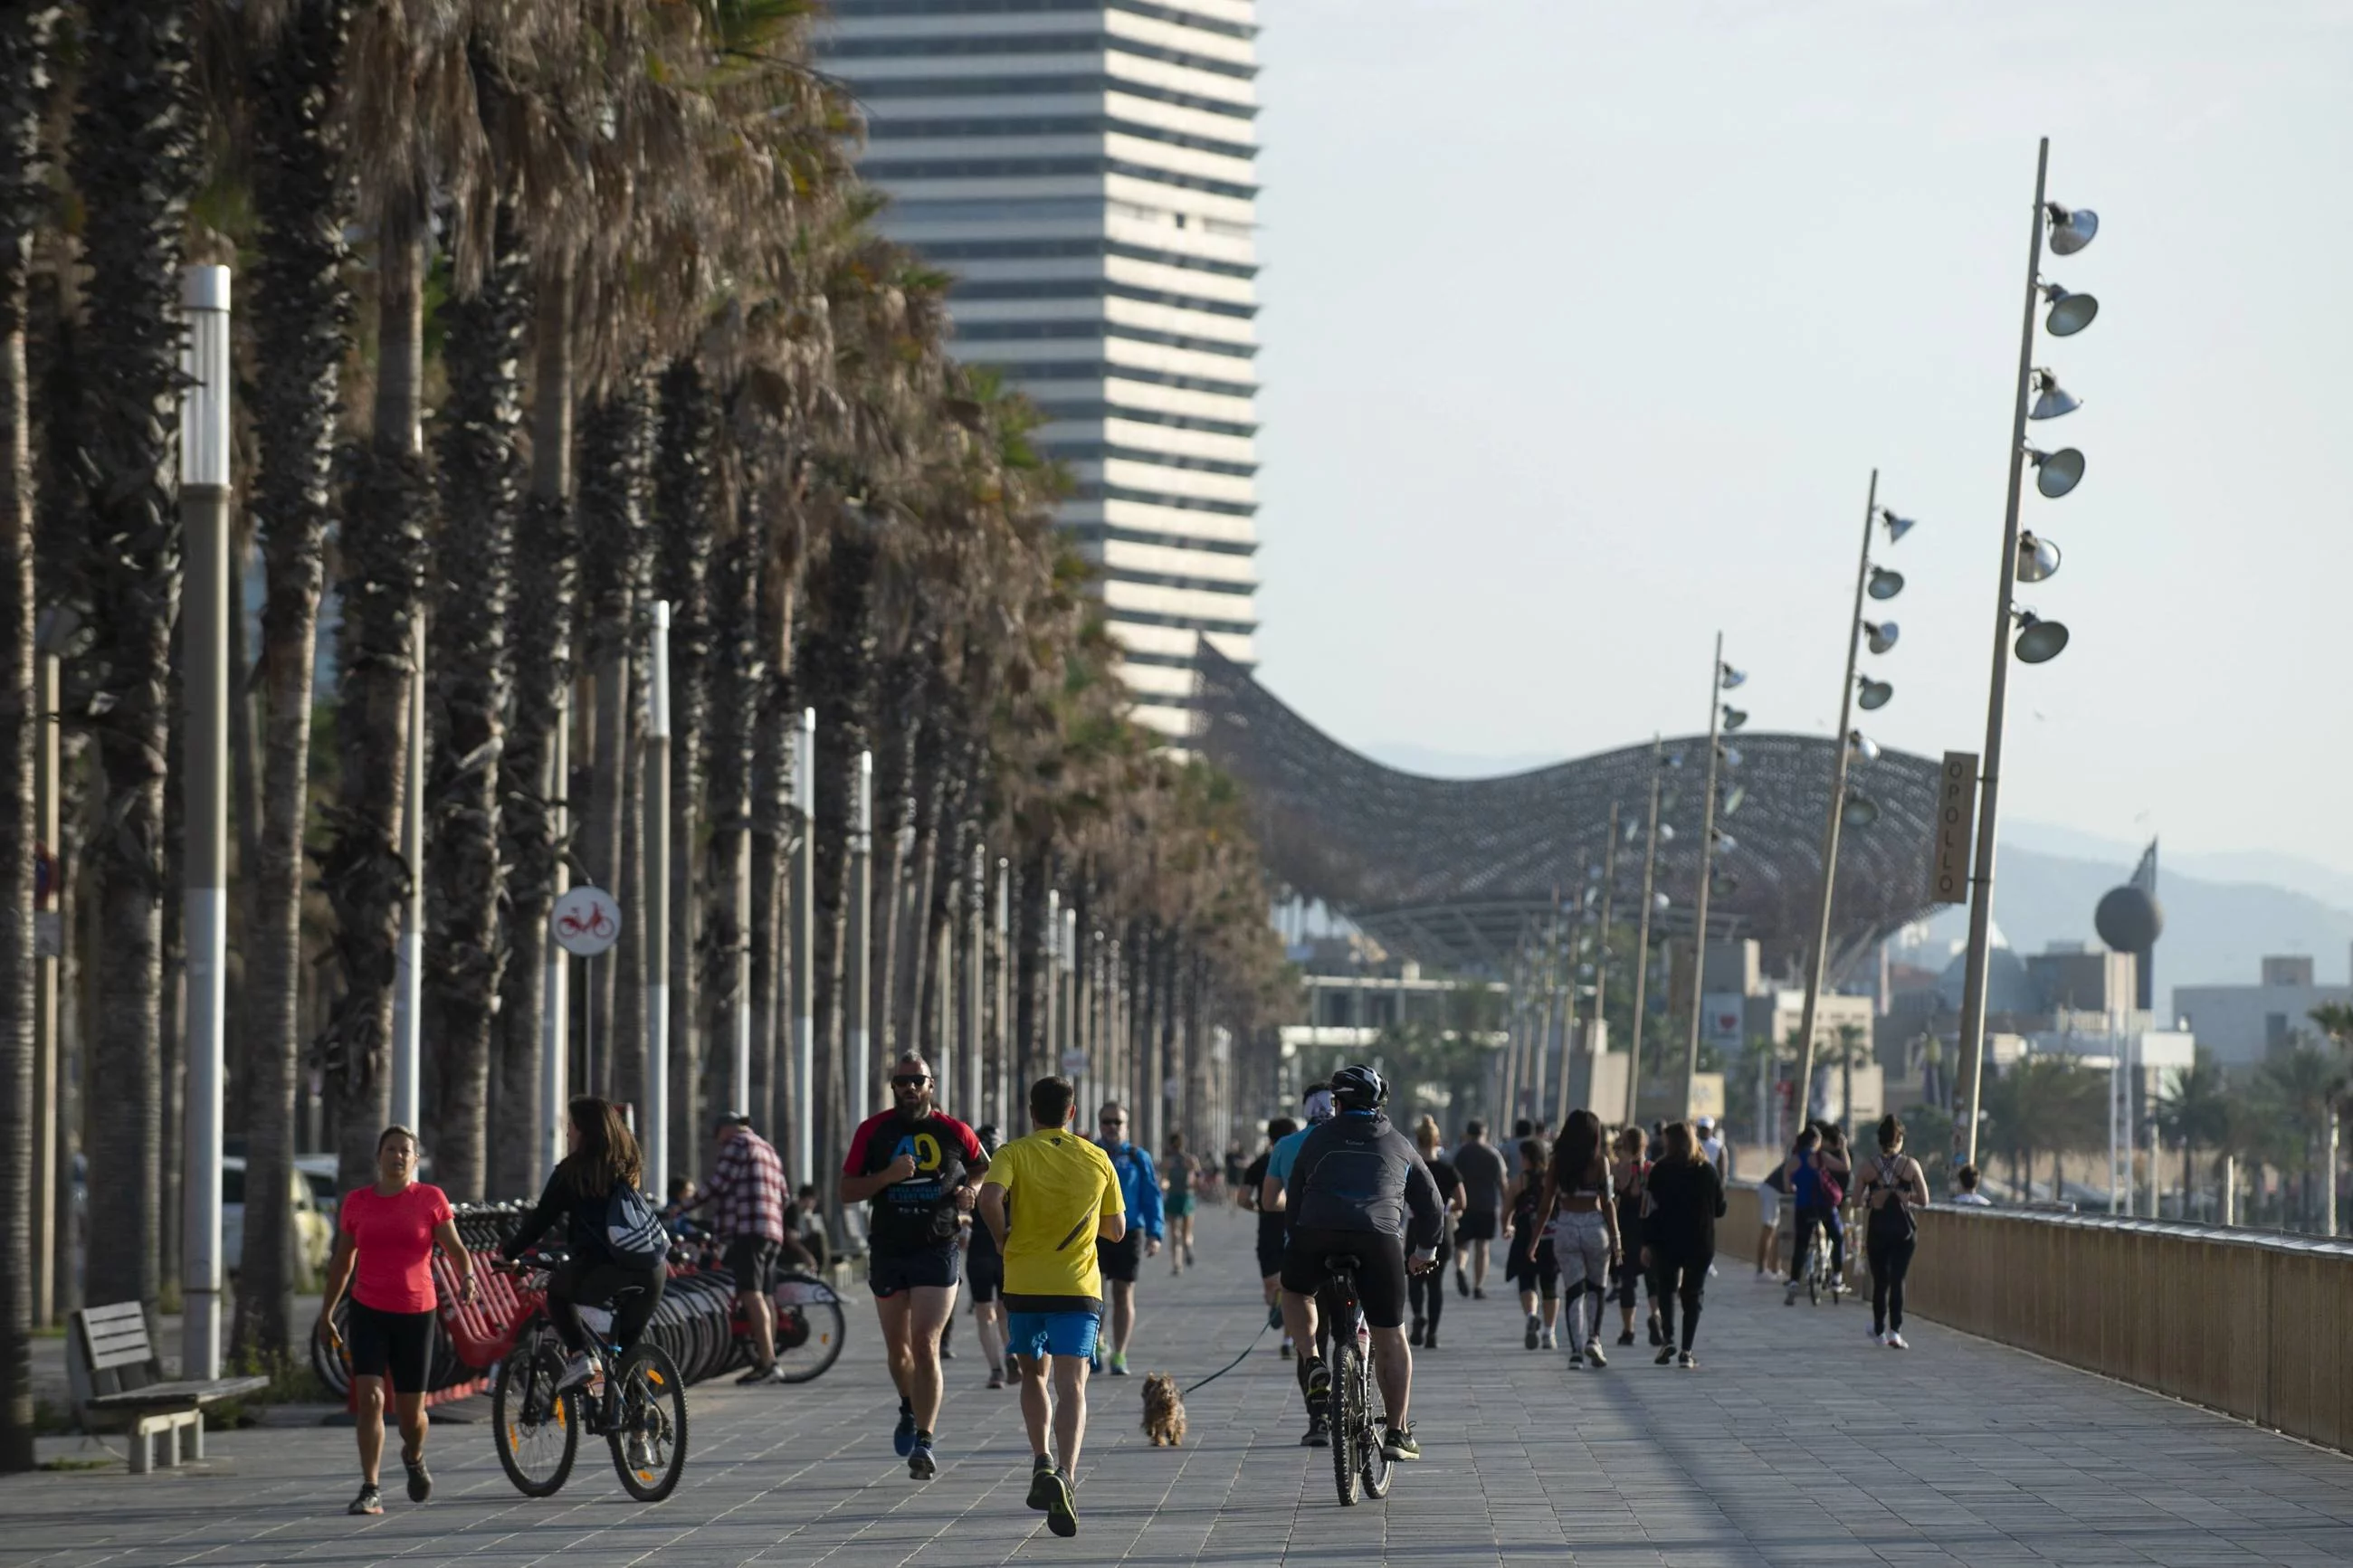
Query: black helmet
1330 1063 1386 1112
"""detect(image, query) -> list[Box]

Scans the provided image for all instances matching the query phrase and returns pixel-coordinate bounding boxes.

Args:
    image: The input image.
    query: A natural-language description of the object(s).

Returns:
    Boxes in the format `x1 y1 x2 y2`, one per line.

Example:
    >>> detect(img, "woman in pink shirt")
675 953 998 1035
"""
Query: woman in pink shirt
317 1126 474 1516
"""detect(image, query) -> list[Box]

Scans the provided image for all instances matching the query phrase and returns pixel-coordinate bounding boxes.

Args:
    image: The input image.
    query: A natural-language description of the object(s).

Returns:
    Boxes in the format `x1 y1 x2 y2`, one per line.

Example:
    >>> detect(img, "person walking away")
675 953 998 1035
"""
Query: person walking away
793 1183 833 1269
682 1112 791 1383
1501 1138 1559 1350
1242 1117 1299 1356
499 1099 671 1463
1950 1164 1993 1206
1451 1119 1508 1299
965 1125 1011 1388
1784 1126 1838 1304
1409 1116 1465 1348
1609 1126 1662 1347
978 1075 1125 1539
1091 1102 1162 1375
1860 1115 1931 1347
842 1053 989 1478
1642 1120 1726 1367
1697 1117 1729 1184
1277 1064 1445 1460
318 1126 474 1516
1224 1143 1248 1205
1538 1109 1622 1369
1162 1130 1201 1274
1819 1124 1854 1288
1755 1154 1790 1276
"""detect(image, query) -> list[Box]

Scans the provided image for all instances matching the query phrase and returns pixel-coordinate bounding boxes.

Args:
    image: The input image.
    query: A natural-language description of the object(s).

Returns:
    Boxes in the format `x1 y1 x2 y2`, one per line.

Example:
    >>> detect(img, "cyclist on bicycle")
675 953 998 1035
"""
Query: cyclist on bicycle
1276 1064 1445 1462
500 1097 669 1392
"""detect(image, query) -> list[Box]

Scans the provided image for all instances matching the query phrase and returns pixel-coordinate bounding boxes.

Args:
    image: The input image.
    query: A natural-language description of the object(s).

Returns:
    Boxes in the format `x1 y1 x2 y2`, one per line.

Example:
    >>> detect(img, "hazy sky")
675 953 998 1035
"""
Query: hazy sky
1250 1 2353 870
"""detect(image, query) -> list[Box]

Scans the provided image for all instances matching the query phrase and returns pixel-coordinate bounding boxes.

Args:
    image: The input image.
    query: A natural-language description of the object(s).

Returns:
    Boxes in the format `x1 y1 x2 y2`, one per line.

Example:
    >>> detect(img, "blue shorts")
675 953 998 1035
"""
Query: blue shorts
1005 1308 1100 1362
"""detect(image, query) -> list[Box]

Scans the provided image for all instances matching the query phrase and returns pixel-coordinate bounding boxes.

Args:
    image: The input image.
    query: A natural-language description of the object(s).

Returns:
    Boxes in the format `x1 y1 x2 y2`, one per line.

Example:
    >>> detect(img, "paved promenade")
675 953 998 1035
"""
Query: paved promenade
9 1205 2353 1566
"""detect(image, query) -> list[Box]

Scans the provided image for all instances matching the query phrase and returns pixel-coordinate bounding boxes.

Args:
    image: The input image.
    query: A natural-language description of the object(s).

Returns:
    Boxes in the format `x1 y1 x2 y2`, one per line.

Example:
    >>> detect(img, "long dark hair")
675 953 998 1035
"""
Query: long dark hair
1548 1107 1605 1192
557 1096 643 1199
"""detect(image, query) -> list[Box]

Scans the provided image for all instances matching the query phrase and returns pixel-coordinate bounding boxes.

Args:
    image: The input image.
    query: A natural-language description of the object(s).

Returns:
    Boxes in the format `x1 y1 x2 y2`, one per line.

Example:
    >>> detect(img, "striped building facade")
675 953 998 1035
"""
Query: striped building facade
815 0 1262 736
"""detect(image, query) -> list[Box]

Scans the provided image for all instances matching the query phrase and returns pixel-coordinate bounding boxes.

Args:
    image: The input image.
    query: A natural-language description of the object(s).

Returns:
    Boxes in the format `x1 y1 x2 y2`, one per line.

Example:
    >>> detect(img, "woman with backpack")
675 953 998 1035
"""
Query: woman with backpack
1608 1126 1660 1348
1641 1121 1726 1368
500 1097 671 1392
1859 1114 1931 1348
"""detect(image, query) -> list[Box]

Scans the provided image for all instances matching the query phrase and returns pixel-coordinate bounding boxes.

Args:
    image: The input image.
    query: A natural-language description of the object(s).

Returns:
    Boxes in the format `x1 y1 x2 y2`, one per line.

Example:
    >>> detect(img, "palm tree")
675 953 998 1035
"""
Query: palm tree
2253 1041 2346 1229
2155 1049 2230 1219
0 0 61 1475
653 356 715 1172
70 0 201 1308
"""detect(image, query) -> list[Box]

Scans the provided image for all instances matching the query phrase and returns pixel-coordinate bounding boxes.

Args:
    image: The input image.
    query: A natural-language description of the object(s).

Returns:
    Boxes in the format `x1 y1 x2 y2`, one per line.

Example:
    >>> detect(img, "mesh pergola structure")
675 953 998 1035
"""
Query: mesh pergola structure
1190 642 1944 982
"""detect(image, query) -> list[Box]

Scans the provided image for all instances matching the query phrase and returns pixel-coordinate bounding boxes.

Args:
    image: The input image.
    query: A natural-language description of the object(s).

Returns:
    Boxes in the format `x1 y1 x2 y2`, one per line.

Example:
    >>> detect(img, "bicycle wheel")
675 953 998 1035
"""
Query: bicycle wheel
1330 1338 1363 1506
493 1343 579 1497
310 1297 352 1401
1357 1350 1392 1500
608 1342 690 1503
774 1272 848 1383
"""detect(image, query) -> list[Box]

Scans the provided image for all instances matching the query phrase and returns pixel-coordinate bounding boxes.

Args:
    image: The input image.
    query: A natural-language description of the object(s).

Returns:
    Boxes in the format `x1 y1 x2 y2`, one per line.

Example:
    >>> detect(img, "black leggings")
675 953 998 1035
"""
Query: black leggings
1652 1252 1710 1352
1612 1254 1654 1312
1406 1269 1444 1334
1867 1231 1916 1334
548 1255 666 1357
1788 1206 1844 1281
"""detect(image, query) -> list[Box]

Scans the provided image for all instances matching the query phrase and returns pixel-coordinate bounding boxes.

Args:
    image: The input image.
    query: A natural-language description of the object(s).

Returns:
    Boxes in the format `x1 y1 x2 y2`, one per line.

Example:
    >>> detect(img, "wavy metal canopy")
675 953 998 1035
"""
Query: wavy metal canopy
1191 643 1945 979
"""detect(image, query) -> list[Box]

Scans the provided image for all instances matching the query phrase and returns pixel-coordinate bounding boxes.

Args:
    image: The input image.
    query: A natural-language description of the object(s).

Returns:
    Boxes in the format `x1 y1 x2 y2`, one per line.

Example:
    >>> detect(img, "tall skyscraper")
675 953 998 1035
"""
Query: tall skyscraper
815 1 1262 736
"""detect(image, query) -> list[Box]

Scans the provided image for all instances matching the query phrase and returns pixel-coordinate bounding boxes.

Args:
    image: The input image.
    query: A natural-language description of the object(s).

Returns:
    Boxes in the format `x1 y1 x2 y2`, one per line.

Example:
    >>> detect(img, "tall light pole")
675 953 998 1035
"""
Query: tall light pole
1794 473 1913 1127
1624 740 1664 1127
643 601 672 1195
539 688 569 1182
993 856 1010 1128
179 263 233 1380
1681 636 1740 1117
793 707 814 1185
848 748 873 1122
1956 138 2098 1166
1583 804 1619 1116
390 613 424 1134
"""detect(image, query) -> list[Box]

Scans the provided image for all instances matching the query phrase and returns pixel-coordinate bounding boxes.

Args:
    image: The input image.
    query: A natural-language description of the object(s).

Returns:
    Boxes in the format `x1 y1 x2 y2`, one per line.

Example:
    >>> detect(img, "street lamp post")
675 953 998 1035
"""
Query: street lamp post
1955 138 2099 1167
1681 635 1735 1117
793 707 814 1185
1624 740 1664 1127
644 601 672 1196
1587 803 1619 1110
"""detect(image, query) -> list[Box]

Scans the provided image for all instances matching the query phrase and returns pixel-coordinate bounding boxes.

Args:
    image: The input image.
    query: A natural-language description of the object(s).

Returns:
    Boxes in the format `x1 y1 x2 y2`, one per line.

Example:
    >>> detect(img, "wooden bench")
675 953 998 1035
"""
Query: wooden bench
66 1303 269 1473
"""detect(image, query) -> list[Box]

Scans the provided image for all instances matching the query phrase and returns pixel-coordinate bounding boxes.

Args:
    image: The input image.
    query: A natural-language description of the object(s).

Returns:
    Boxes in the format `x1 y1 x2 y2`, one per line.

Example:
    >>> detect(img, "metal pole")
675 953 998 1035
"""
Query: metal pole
793 707 814 1186
1956 137 2052 1170
1626 748 1661 1127
1557 883 1588 1130
1794 470 1879 1131
994 857 1010 1128
1531 914 1555 1125
33 639 59 1326
966 842 985 1127
540 688 570 1183
1043 888 1060 1089
390 611 424 1133
644 602 672 1196
849 748 873 1121
1589 803 1618 1108
178 263 232 1381
1682 633 1726 1117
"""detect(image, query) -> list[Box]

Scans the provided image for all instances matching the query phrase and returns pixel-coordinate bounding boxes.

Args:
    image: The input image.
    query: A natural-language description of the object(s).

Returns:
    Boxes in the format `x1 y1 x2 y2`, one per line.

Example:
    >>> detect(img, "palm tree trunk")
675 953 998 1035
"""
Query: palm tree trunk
653 360 713 1175
706 476 759 1136
320 231 429 1189
872 657 918 1059
71 0 198 1308
1015 841 1048 1088
0 0 59 1471
233 0 353 1352
577 386 647 1100
492 261 576 1198
424 204 526 1202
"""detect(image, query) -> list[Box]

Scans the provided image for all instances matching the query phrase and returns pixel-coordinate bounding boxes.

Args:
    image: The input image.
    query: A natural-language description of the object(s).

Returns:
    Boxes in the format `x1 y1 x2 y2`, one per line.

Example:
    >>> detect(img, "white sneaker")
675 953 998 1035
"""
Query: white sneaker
1872 1326 1888 1343
555 1352 598 1391
1784 1280 1800 1306
1539 1330 1556 1351
1886 1332 1910 1350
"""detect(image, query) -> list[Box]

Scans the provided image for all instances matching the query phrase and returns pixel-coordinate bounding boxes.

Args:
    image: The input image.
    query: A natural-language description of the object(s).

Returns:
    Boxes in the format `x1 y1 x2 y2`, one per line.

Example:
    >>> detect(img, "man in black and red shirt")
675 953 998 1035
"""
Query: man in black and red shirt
842 1052 987 1480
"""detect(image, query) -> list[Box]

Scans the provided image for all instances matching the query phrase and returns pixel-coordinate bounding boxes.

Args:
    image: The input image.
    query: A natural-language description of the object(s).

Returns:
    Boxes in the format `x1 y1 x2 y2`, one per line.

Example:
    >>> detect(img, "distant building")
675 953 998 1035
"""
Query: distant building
2174 954 2353 1069
814 1 1264 736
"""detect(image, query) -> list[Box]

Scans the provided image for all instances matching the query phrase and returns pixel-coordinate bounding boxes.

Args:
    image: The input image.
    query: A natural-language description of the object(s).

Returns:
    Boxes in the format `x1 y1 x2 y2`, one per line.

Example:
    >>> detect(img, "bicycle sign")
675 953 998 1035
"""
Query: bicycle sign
551 886 623 958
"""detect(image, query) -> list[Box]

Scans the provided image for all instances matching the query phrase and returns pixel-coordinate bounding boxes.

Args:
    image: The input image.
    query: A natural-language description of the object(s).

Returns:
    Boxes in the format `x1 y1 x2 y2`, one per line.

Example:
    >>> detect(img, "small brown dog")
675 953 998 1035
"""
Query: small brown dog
1140 1372 1186 1447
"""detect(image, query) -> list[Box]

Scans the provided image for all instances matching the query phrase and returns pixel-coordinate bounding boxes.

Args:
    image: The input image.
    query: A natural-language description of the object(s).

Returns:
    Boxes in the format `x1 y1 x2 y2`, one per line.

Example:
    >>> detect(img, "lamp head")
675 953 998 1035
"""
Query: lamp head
1722 784 1747 817
1878 508 1916 545
1864 620 1899 655
2014 611 2071 664
1657 822 1677 843
1718 744 1743 769
1848 729 1881 763
2027 446 2085 499
1721 705 1748 732
1711 830 1738 854
2015 531 2062 584
1720 662 1748 690
1653 891 1672 911
1857 677 1894 712
1843 791 1881 828
2041 282 2099 337
2028 369 2080 421
2045 203 2099 256
1867 565 1905 602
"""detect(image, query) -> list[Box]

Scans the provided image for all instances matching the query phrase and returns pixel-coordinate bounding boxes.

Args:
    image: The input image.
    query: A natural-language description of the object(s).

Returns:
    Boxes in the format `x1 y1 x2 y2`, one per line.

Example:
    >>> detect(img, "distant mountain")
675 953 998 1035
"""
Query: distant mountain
1899 841 2353 1014
2003 821 2353 918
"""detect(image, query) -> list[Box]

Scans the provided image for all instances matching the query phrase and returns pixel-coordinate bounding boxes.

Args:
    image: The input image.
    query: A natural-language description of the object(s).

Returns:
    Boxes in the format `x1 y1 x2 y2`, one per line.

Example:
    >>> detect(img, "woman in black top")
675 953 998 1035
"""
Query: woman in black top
1243 1117 1298 1358
1501 1138 1558 1350
1609 1126 1661 1348
1641 1120 1726 1368
500 1097 670 1389
1409 1116 1466 1349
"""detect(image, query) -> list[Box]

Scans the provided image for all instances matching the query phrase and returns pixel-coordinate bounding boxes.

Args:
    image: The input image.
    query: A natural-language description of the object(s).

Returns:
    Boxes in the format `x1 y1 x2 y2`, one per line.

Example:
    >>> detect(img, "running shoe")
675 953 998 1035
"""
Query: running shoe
348 1483 384 1516
736 1361 780 1385
554 1352 598 1392
1300 1414 1330 1448
1303 1355 1331 1404
1380 1424 1421 1461
401 1449 432 1503
1280 1338 1294 1360
1886 1332 1910 1350
892 1403 918 1458
1871 1326 1887 1343
1026 1454 1058 1509
1540 1329 1556 1351
1654 1345 1676 1366
1678 1351 1698 1369
940 1343 955 1360
1455 1269 1469 1297
987 1369 1005 1390
1408 1316 1424 1346
1472 1287 1486 1300
1044 1468 1079 1537
1523 1314 1539 1351
1784 1279 1801 1306
1108 1352 1130 1377
1586 1342 1607 1369
1567 1352 1585 1371
626 1433 655 1471
1647 1312 1664 1346
1616 1329 1635 1346
1424 1327 1439 1350
909 1439 937 1480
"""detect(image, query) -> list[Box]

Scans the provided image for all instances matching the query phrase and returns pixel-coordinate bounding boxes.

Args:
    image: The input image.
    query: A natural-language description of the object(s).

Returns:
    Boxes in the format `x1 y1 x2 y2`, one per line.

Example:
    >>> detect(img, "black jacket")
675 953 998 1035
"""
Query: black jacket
503 1167 623 1265
1285 1110 1446 1251
1644 1157 1726 1259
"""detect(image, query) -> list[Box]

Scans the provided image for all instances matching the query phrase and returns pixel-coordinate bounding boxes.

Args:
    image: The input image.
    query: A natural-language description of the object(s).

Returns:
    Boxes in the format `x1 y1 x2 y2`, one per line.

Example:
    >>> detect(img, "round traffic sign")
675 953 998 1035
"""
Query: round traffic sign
550 885 623 957
1060 1049 1090 1076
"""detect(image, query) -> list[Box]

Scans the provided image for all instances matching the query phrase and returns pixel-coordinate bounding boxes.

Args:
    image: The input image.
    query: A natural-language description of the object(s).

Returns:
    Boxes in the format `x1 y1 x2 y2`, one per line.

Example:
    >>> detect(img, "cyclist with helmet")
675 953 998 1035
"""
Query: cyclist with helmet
1276 1064 1446 1463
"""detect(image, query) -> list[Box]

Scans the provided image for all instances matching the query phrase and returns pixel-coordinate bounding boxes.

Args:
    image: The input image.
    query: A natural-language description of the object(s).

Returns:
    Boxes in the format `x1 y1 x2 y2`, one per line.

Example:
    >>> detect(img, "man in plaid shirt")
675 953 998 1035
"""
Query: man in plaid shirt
691 1113 792 1383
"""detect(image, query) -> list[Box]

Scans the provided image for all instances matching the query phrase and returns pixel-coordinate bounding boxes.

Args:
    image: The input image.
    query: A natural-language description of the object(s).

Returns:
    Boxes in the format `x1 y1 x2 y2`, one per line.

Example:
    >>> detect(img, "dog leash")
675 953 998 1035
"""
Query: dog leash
1180 1312 1275 1395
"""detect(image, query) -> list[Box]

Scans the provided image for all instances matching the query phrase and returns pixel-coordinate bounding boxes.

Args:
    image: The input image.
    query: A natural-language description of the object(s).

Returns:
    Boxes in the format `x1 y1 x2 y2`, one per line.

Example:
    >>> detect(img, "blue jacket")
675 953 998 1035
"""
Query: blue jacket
1097 1139 1165 1241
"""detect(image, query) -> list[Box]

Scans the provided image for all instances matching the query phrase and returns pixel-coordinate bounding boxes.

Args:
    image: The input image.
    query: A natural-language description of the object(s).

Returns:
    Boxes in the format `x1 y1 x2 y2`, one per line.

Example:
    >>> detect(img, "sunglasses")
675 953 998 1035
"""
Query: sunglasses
891 1075 930 1089
1100 1118 1127 1127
